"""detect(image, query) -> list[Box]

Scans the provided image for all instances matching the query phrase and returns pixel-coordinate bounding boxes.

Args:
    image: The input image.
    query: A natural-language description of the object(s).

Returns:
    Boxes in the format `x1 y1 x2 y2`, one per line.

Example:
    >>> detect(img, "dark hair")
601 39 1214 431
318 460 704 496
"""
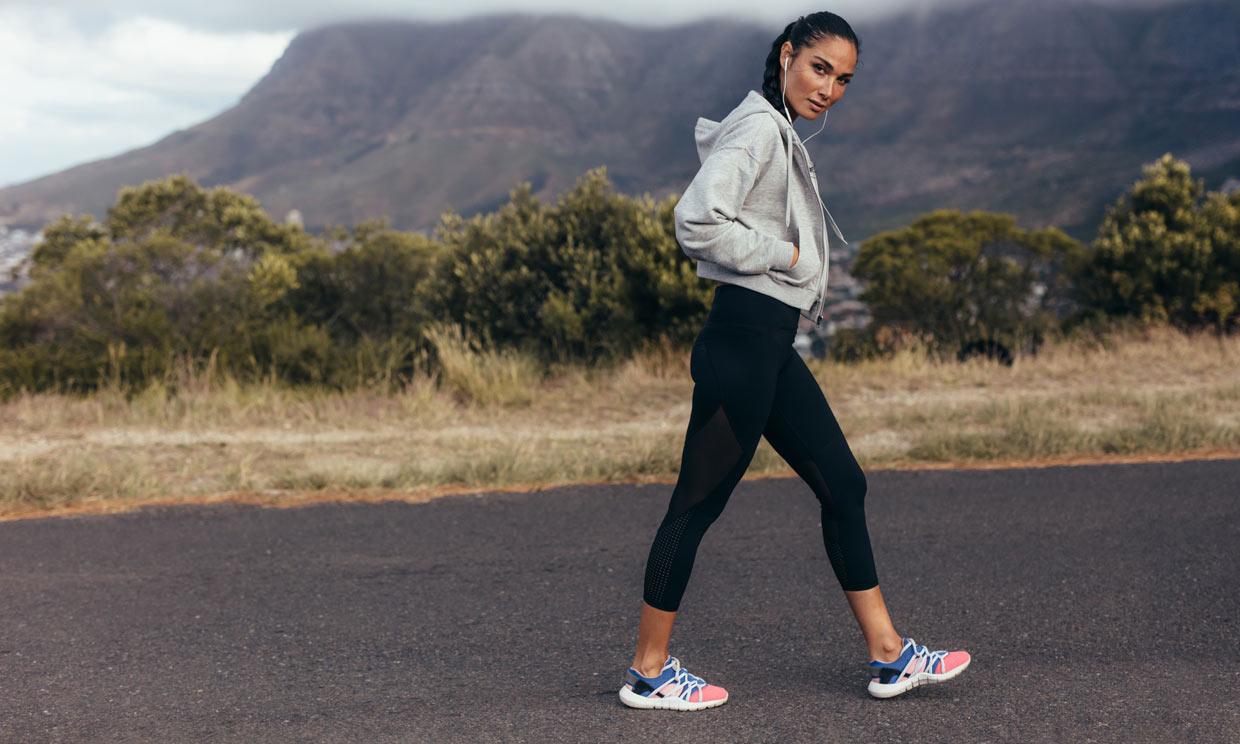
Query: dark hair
762 12 861 120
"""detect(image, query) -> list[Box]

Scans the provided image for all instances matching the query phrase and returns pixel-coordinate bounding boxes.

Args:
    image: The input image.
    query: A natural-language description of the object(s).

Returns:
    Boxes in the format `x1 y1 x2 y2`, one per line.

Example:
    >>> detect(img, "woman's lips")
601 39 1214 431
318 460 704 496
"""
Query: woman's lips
808 100 825 112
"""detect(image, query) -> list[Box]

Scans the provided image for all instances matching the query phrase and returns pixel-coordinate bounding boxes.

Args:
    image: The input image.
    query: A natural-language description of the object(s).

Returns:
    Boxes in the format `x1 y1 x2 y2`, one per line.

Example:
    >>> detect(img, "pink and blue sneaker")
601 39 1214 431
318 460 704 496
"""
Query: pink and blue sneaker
618 655 729 711
867 637 971 699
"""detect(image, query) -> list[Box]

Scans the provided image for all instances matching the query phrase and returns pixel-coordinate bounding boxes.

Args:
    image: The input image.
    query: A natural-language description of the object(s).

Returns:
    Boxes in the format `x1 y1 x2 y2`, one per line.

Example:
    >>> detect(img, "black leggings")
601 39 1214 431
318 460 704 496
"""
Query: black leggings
642 283 878 612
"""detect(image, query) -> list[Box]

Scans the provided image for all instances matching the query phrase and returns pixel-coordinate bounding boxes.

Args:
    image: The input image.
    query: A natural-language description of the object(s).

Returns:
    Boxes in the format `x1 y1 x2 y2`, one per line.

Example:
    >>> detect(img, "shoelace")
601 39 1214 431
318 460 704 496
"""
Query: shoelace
904 638 949 675
664 657 708 701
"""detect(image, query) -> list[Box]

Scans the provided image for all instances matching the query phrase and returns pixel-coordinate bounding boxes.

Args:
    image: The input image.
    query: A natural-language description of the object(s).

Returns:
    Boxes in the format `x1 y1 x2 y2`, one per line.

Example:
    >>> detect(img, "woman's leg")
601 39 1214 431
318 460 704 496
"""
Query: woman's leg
630 603 677 677
760 347 902 661
844 585 904 662
631 322 784 674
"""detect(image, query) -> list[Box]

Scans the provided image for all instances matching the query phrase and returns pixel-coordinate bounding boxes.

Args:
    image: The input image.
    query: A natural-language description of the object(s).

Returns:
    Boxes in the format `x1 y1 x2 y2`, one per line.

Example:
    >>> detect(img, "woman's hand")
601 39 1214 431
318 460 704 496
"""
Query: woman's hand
789 244 799 268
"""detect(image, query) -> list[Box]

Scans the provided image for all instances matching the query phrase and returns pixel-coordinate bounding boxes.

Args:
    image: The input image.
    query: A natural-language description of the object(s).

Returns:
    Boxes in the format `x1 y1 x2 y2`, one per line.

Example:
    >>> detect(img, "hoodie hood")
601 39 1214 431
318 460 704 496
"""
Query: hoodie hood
693 90 848 248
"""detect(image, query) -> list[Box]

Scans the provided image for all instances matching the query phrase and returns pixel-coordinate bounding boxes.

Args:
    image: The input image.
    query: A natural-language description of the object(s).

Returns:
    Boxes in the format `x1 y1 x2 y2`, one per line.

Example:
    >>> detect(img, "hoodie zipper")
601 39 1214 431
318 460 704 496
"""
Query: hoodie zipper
808 165 828 328
802 160 849 330
797 151 831 329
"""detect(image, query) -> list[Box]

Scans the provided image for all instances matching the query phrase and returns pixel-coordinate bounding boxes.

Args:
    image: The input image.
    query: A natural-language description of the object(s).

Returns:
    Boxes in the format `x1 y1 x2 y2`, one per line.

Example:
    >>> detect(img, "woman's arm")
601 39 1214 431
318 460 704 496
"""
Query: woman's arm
673 120 798 274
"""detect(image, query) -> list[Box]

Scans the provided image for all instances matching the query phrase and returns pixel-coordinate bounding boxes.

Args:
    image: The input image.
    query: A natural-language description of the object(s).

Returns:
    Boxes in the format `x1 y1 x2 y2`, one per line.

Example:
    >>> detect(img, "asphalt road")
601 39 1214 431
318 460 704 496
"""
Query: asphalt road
1 459 1237 743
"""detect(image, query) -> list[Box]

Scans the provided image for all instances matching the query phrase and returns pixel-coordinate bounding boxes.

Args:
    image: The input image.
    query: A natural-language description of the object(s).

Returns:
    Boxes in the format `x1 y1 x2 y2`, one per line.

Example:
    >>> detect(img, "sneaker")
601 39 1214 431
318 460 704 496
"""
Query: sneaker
866 637 971 699
618 655 729 711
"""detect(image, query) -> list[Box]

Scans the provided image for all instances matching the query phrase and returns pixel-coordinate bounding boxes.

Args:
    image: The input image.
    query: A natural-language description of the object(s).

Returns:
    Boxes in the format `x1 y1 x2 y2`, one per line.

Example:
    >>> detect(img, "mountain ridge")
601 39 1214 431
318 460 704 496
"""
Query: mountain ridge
1 0 1236 247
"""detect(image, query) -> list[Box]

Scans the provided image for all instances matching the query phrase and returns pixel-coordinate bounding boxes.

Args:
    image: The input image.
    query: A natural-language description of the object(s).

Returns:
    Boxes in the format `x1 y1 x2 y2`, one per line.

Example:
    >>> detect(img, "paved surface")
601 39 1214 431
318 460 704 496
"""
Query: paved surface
1 459 1237 743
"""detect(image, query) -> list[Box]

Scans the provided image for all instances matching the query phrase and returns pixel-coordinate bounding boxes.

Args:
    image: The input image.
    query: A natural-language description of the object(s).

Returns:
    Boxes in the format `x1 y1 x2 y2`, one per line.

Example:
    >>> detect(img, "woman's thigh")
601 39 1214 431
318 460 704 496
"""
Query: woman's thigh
666 322 787 516
691 322 787 448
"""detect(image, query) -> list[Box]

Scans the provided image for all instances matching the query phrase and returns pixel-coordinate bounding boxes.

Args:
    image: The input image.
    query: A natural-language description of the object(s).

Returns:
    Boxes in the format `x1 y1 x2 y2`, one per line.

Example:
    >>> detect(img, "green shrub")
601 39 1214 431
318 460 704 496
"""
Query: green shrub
427 166 708 365
1074 153 1240 332
851 209 1083 361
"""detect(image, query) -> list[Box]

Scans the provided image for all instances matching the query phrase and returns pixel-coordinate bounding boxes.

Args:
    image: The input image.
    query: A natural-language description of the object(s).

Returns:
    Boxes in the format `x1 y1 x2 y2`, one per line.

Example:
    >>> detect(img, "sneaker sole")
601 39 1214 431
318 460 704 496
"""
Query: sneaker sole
618 684 729 711
867 656 971 699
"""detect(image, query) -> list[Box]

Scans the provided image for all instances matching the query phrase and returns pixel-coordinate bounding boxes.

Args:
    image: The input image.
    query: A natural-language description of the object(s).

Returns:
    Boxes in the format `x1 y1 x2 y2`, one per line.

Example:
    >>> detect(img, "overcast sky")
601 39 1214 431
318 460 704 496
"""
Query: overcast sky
0 0 1164 188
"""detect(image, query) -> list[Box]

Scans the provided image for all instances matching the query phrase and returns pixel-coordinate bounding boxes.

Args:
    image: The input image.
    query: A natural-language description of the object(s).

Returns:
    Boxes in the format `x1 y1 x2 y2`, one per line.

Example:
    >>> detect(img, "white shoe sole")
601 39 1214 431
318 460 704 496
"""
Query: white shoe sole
618 683 729 711
867 656 971 699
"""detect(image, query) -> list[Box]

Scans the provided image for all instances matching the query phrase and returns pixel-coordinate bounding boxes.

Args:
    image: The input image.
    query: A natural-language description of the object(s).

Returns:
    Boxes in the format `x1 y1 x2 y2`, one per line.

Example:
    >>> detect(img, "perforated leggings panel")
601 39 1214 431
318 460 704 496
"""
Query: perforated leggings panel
642 283 877 612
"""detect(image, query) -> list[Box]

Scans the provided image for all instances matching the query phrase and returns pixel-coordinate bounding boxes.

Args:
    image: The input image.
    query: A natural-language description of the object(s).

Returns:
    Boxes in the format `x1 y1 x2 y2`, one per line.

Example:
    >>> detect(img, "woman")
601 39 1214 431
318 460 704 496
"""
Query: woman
618 13 972 711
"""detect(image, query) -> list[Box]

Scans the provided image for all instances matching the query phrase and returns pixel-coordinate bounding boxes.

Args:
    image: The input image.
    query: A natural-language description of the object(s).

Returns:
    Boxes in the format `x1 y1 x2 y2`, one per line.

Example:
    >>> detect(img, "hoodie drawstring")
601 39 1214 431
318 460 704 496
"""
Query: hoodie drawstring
778 91 845 244
778 107 848 244
784 135 795 228
781 133 847 245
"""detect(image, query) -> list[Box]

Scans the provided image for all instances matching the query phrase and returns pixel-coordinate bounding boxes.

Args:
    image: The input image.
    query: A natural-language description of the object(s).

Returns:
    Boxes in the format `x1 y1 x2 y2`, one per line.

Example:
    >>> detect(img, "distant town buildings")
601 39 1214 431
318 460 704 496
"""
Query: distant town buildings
0 225 39 294
792 249 874 359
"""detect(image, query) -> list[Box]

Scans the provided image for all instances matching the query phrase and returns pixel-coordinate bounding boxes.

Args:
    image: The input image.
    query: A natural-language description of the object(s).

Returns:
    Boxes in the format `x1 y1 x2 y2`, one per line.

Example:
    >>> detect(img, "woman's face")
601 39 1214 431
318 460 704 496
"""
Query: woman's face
779 35 856 121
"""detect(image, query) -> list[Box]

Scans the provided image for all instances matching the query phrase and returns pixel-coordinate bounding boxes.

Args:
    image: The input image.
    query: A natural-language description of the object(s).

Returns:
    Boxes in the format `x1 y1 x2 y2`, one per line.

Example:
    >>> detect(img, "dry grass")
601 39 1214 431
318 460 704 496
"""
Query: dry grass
2 326 1238 519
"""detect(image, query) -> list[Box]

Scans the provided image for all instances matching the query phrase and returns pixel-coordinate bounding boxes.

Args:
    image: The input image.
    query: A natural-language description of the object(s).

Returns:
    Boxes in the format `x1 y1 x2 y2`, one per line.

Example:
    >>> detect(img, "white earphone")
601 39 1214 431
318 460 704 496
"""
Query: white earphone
781 48 829 142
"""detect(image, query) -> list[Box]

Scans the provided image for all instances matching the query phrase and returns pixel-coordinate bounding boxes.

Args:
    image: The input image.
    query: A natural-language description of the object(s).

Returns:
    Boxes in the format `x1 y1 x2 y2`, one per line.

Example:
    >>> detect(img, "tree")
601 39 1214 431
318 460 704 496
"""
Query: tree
851 209 1083 361
0 174 331 392
23 215 109 278
1076 153 1240 332
291 217 439 345
427 166 707 364
107 172 314 260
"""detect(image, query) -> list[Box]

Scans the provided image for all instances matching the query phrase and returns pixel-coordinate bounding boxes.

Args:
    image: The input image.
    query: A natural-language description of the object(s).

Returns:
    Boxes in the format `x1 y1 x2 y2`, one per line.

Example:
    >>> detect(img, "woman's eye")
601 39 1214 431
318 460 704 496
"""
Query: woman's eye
814 65 826 74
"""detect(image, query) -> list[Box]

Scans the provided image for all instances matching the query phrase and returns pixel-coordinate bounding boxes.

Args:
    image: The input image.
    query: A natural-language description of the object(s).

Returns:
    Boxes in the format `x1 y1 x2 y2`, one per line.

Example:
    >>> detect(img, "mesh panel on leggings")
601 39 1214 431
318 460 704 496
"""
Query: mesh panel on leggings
643 401 744 609
668 402 742 518
643 509 693 609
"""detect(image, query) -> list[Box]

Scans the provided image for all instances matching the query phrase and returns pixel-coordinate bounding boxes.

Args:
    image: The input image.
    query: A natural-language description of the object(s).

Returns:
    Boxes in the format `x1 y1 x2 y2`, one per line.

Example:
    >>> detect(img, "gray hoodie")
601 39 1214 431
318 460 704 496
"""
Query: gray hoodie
672 89 848 328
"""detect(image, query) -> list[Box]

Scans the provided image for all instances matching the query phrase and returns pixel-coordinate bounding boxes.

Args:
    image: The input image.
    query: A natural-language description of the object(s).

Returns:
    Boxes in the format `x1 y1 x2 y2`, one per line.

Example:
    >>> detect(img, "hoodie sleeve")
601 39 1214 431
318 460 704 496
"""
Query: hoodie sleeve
673 123 798 274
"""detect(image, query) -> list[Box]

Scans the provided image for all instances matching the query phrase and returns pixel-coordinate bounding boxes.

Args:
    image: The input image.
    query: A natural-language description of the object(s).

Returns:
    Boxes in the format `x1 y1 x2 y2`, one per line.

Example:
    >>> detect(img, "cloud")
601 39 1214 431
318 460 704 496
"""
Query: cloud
7 0 921 34
0 7 293 187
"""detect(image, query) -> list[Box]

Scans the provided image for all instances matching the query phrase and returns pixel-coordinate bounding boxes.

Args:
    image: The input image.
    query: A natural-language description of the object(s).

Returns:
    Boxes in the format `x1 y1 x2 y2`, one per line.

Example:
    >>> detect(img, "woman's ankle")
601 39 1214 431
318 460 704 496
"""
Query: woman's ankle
630 653 669 678
868 635 905 662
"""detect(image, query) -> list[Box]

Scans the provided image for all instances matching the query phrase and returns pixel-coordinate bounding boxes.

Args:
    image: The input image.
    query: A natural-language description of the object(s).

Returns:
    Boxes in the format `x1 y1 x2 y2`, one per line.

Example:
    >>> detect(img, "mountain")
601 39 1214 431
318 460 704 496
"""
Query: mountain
0 0 1236 249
